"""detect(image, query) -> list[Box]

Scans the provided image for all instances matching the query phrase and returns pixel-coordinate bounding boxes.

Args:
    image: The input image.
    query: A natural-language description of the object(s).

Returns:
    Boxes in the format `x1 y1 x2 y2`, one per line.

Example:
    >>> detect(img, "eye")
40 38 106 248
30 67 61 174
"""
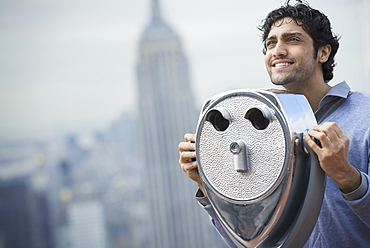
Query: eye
266 40 276 49
288 37 300 43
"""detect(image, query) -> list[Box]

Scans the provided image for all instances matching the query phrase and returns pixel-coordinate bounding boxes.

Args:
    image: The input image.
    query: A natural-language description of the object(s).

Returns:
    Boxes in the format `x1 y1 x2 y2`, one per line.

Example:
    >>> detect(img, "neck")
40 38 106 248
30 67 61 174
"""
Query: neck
283 80 331 113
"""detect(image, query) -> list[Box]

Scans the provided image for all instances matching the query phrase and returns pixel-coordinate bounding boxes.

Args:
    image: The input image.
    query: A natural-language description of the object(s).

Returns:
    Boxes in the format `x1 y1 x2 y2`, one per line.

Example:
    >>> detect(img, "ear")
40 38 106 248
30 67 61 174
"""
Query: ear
318 44 332 63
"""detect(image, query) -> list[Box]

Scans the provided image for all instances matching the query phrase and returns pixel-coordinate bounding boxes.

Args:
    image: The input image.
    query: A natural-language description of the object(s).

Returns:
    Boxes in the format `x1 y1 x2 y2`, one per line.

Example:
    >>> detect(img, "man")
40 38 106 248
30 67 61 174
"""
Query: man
178 2 370 248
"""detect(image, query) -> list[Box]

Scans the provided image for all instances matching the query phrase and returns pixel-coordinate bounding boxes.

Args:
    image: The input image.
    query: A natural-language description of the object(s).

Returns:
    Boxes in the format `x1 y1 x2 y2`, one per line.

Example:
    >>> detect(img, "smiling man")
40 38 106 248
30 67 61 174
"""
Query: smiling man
264 19 331 106
178 2 370 248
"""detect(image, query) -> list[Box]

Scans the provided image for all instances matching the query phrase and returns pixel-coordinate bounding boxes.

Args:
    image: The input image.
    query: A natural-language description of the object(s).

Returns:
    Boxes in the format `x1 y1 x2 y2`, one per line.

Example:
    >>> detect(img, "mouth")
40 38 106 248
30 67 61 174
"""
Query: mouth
272 61 293 69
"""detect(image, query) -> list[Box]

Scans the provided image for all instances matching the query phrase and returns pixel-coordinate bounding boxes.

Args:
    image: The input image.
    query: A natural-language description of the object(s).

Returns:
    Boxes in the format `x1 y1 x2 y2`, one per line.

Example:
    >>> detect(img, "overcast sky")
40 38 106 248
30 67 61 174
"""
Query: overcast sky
0 0 369 141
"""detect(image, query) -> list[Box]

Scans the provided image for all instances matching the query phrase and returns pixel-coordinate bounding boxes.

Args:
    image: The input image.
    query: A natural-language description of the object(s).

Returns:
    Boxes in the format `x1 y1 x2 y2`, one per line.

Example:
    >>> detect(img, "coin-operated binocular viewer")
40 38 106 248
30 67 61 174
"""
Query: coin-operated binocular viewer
195 89 326 248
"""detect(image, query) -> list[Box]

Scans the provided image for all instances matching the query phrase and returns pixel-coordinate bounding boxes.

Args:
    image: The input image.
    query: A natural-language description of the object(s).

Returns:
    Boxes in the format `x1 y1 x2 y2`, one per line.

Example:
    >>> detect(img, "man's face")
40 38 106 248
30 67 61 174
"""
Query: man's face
264 18 319 90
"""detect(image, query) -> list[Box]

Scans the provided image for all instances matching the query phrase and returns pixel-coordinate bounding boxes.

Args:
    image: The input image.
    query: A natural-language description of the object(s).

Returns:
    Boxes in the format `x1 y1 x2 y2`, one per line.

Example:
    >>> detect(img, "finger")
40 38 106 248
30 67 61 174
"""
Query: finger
184 133 196 142
303 132 321 153
307 129 330 142
305 130 330 150
178 141 196 153
313 122 349 149
313 122 339 141
312 123 332 138
323 122 347 140
179 151 196 163
180 160 198 173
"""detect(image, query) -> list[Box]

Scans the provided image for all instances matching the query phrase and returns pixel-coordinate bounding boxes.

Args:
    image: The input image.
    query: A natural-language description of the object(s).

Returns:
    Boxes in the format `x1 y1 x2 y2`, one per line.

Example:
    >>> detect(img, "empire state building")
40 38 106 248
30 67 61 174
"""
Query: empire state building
135 0 225 247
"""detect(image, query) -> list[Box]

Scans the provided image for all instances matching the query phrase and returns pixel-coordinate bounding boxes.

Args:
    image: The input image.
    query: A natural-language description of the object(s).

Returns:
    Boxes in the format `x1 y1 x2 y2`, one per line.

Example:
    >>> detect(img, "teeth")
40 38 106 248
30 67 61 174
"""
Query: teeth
275 63 291 68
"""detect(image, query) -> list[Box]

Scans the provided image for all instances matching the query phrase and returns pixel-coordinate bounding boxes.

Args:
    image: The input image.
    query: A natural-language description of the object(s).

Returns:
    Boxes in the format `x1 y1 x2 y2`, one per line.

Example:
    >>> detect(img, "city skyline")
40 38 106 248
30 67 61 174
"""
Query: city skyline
0 0 369 141
0 1 369 247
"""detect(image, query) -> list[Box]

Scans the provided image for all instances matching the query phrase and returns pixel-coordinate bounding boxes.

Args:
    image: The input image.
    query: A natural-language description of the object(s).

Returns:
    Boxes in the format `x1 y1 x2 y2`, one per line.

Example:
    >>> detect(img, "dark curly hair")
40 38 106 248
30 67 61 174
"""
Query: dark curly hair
259 2 340 82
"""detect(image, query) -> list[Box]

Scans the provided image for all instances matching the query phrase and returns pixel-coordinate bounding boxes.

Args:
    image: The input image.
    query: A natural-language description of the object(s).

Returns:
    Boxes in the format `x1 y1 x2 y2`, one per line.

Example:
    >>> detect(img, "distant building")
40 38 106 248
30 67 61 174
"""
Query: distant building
0 143 54 248
136 0 225 247
68 183 108 248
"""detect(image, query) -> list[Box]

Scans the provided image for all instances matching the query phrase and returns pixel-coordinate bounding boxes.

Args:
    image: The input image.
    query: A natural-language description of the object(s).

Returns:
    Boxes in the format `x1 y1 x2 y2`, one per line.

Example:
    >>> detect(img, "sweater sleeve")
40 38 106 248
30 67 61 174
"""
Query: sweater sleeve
341 172 368 201
343 172 370 228
195 190 237 248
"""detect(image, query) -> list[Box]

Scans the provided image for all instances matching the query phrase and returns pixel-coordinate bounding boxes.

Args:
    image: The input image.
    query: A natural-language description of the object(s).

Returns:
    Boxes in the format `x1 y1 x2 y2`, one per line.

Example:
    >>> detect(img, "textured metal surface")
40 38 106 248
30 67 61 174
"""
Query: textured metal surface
198 96 286 201
195 89 324 248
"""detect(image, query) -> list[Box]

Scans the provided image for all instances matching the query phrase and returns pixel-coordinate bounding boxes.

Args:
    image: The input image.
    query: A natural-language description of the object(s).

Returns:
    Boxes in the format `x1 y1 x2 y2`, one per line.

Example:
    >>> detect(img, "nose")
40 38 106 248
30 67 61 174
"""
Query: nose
272 41 288 58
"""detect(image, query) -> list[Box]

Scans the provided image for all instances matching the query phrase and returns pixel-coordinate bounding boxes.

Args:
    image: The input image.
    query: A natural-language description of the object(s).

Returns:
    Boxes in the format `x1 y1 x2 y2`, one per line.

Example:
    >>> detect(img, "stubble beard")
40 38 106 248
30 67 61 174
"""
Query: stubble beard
269 60 317 90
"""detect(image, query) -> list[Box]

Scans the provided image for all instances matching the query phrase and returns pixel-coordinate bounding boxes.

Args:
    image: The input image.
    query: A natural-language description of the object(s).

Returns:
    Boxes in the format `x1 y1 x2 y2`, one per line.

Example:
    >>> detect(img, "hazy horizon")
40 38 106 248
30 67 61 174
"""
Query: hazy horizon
1 0 369 141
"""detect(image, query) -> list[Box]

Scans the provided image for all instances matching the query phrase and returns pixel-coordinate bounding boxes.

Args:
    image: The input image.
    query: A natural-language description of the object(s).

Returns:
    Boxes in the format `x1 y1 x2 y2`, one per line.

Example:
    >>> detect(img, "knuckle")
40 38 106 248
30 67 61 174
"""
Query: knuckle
317 132 327 139
337 142 347 152
178 142 188 152
184 133 192 141
178 142 184 151
324 121 335 127
343 136 350 145
179 152 186 161
184 133 195 142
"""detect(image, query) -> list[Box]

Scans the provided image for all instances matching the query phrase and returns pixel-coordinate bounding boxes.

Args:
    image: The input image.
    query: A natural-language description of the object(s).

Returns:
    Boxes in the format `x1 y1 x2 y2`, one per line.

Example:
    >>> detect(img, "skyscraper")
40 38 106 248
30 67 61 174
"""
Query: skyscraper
136 0 225 247
68 183 108 248
0 143 54 248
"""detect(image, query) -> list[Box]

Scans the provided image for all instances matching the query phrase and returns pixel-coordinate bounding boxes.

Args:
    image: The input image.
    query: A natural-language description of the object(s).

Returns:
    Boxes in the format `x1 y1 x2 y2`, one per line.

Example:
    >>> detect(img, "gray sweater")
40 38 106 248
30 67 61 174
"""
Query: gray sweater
304 82 370 247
